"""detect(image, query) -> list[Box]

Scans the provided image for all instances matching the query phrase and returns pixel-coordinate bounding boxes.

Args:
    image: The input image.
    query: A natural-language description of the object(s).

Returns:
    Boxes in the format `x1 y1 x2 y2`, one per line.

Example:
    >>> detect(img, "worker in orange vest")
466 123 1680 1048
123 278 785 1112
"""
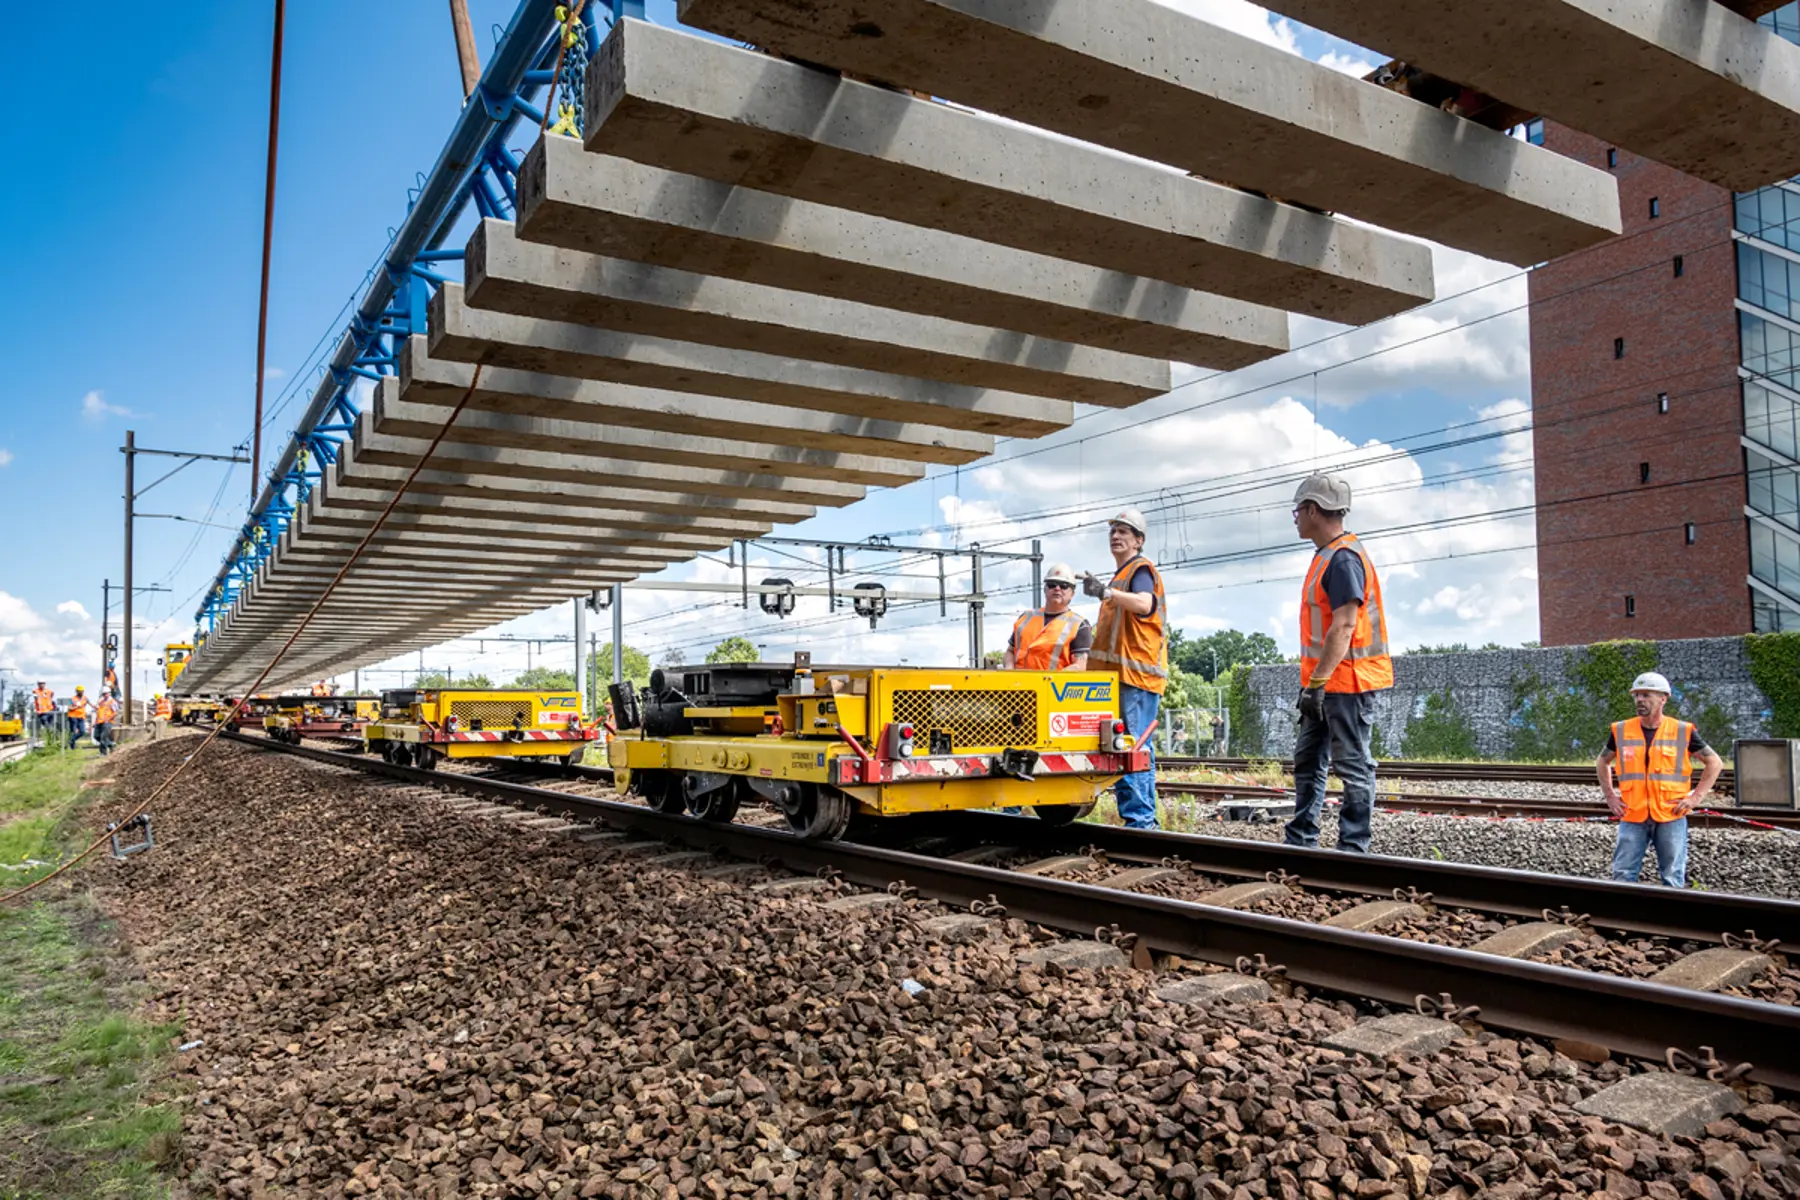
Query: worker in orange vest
1084 509 1167 829
31 682 54 738
153 694 172 739
311 680 331 697
66 685 90 749
1284 474 1392 855
1597 672 1723 888
93 693 119 756
103 663 119 698
1004 564 1092 671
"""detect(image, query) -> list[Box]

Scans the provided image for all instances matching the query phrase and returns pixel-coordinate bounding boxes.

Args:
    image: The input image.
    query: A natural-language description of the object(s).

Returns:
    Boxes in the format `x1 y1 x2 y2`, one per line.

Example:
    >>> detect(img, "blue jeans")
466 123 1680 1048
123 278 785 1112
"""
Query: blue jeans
1114 684 1160 829
1285 690 1378 853
66 718 87 749
1612 818 1687 888
94 723 114 755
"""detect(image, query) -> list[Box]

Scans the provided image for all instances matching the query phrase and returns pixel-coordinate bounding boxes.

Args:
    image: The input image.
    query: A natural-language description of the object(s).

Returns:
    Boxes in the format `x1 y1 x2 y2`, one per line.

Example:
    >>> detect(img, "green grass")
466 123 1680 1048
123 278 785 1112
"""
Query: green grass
0 755 179 1200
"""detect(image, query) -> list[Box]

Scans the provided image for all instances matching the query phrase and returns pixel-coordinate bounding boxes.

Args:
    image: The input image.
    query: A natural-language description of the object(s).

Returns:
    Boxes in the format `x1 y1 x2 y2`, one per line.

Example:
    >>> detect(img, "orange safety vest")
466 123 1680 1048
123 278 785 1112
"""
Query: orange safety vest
68 696 89 720
1299 533 1393 693
1611 718 1694 824
1090 555 1168 695
32 688 53 714
95 698 118 725
311 682 330 696
104 667 118 690
155 697 171 718
1009 608 1087 671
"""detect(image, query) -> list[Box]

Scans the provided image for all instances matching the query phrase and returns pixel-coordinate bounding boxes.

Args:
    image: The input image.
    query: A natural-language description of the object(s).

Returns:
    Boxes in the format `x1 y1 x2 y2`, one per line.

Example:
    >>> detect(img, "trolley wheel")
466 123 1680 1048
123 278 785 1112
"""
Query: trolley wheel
415 747 440 772
686 777 743 824
778 783 854 841
1032 802 1096 827
635 769 686 814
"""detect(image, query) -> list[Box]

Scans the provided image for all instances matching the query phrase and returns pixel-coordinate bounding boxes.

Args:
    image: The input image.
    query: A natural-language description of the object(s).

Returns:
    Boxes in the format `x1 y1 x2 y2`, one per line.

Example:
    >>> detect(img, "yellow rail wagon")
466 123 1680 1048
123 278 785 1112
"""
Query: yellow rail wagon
0 715 21 742
608 656 1148 839
365 688 596 769
263 696 380 744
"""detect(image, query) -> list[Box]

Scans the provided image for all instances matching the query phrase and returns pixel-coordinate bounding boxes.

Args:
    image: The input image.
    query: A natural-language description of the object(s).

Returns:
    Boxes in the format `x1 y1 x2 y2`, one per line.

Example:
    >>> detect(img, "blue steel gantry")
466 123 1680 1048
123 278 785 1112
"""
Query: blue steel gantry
195 0 645 632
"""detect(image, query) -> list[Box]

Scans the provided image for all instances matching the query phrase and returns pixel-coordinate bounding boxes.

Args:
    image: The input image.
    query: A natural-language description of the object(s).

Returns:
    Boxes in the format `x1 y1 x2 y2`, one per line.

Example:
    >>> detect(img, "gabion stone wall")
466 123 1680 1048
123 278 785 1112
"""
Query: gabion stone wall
1244 636 1774 760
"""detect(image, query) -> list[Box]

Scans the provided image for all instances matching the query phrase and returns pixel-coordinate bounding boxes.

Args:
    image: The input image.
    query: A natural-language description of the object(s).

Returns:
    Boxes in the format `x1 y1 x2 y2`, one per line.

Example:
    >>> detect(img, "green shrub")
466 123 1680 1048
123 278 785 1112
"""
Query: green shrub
1227 668 1264 757
1401 691 1478 759
1745 631 1800 738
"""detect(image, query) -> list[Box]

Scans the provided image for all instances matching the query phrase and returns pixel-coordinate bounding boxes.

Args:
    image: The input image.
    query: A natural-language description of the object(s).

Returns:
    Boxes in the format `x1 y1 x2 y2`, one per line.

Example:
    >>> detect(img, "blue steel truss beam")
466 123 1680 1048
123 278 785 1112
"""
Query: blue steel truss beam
198 0 620 630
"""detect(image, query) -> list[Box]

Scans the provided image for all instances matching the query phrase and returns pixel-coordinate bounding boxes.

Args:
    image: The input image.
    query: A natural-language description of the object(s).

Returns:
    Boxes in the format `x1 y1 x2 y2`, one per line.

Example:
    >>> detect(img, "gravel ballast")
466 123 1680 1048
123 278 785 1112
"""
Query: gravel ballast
85 739 1800 1198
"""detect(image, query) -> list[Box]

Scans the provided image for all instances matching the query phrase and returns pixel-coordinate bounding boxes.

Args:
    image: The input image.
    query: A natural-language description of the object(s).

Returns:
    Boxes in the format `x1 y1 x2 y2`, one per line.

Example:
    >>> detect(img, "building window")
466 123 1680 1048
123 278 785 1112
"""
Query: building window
1614 337 1626 359
1673 255 1684 277
1658 392 1670 414
1649 197 1661 218
1523 117 1544 146
1737 186 1800 251
1640 461 1651 483
1686 522 1698 545
1625 594 1636 618
1607 147 1618 168
1742 310 1800 392
1746 380 1800 460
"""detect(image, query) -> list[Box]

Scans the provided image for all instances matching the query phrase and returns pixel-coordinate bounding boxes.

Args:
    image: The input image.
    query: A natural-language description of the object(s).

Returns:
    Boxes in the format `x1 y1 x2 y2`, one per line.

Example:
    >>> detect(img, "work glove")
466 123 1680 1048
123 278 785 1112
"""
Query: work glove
1081 572 1107 599
1296 685 1326 723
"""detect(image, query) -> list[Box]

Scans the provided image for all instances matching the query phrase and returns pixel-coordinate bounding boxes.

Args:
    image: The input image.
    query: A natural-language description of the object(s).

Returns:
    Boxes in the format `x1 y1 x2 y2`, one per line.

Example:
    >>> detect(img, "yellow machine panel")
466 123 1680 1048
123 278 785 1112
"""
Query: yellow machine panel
608 661 1146 839
366 688 596 768
162 643 192 692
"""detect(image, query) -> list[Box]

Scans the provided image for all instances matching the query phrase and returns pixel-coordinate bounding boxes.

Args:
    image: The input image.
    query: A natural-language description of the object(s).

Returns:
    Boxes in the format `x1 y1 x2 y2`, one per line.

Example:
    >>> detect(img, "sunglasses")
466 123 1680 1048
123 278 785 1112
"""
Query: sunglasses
1046 581 1075 591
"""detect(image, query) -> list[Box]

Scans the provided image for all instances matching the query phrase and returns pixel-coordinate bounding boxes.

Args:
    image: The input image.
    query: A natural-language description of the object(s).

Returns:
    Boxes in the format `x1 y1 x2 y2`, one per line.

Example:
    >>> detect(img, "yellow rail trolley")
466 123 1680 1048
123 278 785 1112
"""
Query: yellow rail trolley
366 688 595 768
608 656 1147 839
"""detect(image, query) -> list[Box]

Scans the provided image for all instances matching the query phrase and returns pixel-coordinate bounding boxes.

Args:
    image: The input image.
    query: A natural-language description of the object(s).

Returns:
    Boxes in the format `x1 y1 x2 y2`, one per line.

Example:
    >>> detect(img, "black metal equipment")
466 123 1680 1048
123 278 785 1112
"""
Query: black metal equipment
759 578 797 618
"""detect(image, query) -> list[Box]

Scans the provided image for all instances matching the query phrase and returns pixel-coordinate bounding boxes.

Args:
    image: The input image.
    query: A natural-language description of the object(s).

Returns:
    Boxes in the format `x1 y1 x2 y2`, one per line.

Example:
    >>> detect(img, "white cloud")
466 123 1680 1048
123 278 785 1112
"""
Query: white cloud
0 449 12 467
56 601 91 620
0 592 109 696
80 389 135 421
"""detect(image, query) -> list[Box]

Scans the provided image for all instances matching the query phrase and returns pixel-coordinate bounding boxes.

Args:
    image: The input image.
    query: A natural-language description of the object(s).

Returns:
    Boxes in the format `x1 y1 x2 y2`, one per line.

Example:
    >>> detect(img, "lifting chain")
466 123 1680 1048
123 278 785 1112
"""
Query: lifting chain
1414 992 1481 1023
1665 1045 1755 1084
547 4 591 138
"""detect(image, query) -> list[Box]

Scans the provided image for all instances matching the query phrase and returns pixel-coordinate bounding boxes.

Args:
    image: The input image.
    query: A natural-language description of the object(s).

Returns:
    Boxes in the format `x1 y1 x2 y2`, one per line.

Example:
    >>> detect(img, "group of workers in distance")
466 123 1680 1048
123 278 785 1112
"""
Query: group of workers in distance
29 679 125 754
1002 470 1710 888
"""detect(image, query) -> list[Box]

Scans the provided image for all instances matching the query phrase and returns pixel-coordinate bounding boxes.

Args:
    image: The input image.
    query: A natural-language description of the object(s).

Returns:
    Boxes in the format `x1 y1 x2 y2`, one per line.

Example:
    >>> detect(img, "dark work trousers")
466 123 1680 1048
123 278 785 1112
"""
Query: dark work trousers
1284 690 1380 853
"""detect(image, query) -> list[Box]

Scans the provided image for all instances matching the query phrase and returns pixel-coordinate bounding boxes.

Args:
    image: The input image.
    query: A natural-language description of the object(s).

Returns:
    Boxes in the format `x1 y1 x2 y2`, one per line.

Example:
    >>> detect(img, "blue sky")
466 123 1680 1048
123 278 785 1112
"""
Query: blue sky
0 0 1541 698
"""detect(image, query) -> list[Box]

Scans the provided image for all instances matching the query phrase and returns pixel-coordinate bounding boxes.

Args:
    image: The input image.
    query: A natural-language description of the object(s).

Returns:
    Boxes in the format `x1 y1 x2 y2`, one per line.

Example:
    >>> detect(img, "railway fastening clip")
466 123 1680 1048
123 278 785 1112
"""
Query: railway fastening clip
1665 1045 1755 1085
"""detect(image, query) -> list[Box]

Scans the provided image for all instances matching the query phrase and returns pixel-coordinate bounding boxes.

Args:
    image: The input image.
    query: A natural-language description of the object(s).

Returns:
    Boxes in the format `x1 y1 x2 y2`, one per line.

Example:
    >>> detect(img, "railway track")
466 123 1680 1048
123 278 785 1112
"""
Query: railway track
1165 754 1740 791
230 730 1800 1091
1158 778 1800 830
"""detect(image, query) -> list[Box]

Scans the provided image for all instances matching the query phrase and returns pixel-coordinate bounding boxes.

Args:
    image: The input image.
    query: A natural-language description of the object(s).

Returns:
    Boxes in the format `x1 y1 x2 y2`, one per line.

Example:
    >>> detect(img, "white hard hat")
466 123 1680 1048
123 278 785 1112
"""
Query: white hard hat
1631 671 1672 695
1108 508 1148 537
1044 562 1078 585
1294 472 1352 513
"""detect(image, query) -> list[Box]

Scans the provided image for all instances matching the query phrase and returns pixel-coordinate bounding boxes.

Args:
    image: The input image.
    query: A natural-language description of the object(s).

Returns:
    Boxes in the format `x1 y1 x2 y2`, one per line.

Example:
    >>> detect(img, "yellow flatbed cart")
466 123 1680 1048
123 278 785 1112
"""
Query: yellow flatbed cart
608 658 1148 839
0 715 22 743
263 696 379 744
365 688 596 769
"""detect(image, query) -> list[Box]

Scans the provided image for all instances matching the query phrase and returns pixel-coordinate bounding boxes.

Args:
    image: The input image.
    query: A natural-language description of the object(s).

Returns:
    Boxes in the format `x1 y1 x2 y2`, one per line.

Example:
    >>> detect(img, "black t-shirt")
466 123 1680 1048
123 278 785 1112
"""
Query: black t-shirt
1321 548 1365 610
1604 723 1709 755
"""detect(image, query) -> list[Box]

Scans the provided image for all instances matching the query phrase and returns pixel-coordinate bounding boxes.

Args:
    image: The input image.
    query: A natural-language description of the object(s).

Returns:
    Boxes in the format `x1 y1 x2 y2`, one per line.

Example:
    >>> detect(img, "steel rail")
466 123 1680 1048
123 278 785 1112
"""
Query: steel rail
225 732 1800 1091
917 811 1800 946
1158 779 1800 830
1168 755 1739 790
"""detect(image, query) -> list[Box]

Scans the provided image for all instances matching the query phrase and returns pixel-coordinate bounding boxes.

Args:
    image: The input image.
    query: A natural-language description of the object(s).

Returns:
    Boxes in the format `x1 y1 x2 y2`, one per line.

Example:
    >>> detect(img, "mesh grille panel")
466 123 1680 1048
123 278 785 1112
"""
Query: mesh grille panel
892 689 1037 750
450 700 535 727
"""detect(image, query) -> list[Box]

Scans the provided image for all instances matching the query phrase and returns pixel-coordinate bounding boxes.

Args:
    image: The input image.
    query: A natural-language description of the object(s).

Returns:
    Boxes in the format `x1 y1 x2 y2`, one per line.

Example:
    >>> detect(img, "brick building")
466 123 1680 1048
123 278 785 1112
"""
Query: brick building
1527 4 1800 641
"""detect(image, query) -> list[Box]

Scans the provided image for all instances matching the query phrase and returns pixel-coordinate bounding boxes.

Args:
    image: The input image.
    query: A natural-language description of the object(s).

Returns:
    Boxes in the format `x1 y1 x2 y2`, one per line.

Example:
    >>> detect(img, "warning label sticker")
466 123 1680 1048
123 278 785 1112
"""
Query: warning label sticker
1049 711 1111 737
